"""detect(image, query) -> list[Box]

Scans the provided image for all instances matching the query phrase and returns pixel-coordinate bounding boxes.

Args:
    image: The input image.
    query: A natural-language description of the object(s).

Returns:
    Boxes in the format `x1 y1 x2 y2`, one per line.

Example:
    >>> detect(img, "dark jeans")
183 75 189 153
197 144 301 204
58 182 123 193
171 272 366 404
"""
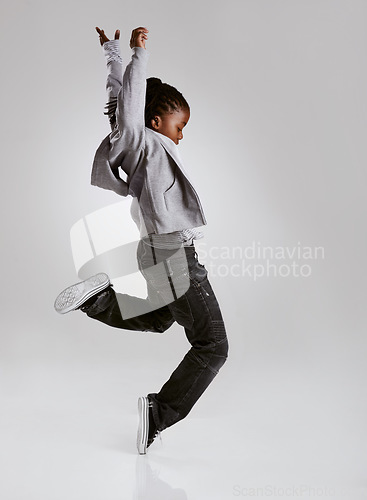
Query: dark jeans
82 238 229 432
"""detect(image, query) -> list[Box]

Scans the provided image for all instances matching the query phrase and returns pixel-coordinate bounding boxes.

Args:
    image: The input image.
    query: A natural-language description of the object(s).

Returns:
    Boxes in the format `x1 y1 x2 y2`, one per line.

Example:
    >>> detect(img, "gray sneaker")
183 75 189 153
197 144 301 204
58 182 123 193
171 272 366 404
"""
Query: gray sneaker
137 396 161 455
54 273 110 314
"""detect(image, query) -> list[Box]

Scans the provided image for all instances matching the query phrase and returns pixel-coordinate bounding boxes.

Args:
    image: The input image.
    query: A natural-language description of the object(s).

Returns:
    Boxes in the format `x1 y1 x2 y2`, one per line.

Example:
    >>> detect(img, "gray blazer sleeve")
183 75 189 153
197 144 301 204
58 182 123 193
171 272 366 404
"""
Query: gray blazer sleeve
102 40 124 131
115 47 149 151
91 46 149 197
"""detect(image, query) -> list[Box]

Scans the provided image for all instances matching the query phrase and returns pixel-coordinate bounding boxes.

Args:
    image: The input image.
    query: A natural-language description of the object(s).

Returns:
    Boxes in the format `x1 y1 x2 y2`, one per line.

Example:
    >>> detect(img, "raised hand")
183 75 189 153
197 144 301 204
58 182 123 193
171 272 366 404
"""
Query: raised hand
95 27 120 46
129 27 149 49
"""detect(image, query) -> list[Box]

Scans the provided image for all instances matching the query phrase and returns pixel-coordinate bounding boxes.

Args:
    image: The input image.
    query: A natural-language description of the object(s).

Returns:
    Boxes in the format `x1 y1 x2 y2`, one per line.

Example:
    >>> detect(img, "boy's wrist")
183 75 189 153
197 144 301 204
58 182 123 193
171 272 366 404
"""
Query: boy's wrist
103 39 122 64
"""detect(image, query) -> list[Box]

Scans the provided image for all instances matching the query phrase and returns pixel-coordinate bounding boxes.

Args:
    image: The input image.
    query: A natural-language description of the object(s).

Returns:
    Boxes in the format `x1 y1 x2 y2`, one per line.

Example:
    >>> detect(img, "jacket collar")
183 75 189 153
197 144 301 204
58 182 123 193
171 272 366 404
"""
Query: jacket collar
147 128 195 185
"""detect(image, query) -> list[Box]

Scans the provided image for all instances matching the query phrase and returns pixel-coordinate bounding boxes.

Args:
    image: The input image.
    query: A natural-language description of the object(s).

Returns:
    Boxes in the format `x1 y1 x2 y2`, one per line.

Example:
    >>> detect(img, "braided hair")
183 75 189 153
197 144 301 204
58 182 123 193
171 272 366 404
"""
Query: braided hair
144 77 190 128
104 77 189 130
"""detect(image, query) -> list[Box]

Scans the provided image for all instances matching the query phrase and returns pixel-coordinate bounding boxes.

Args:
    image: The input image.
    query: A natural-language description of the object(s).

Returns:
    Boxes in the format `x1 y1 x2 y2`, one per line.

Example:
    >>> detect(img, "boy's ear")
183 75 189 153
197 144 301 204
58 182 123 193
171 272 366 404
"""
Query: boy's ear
151 116 161 130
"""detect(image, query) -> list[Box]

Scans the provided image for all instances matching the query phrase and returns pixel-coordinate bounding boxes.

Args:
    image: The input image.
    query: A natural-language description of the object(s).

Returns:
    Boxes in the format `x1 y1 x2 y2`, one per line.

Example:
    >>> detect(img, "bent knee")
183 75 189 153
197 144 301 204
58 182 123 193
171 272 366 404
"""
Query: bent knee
216 332 229 353
209 338 229 373
212 320 229 356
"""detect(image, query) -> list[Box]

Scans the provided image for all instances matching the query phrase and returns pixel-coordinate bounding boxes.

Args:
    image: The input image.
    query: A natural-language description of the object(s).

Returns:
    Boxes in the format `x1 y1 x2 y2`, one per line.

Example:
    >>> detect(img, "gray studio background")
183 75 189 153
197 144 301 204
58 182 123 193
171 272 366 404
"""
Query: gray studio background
0 0 366 499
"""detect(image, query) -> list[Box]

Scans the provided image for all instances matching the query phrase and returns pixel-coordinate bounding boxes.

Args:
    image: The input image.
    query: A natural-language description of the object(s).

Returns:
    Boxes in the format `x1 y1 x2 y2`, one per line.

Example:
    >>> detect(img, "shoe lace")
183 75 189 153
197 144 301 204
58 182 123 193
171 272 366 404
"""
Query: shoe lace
154 429 162 442
148 429 162 448
148 400 162 446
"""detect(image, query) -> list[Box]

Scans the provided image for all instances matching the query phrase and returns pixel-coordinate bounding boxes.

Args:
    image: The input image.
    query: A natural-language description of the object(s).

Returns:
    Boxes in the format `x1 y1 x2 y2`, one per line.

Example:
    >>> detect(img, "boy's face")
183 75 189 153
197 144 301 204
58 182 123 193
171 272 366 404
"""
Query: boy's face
151 108 190 145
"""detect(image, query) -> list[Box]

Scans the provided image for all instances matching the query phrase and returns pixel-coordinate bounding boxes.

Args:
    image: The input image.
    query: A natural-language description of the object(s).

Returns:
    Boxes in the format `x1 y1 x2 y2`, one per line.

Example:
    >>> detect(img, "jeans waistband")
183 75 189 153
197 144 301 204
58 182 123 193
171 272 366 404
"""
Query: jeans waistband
139 238 197 263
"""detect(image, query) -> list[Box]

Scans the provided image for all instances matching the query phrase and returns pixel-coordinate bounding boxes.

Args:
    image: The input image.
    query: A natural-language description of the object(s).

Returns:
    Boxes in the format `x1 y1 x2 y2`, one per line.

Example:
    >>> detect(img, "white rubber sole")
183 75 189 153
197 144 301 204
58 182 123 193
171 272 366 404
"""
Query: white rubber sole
137 396 149 455
54 273 110 314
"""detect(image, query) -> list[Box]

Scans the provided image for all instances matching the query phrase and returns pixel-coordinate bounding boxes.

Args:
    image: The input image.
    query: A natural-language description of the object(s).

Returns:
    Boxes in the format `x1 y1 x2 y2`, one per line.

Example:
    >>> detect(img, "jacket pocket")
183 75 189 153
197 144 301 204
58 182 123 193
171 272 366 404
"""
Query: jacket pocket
163 166 177 195
163 170 181 210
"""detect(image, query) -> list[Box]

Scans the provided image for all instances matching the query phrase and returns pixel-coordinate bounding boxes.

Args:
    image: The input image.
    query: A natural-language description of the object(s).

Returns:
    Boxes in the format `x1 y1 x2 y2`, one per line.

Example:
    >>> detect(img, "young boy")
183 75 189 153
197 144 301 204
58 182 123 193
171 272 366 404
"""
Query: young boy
54 26 229 454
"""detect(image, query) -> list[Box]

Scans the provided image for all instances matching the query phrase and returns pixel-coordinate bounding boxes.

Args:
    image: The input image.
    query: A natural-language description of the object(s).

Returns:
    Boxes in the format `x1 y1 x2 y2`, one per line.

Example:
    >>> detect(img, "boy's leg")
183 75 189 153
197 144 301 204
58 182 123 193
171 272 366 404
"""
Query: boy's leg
54 271 175 334
83 283 175 334
146 246 229 433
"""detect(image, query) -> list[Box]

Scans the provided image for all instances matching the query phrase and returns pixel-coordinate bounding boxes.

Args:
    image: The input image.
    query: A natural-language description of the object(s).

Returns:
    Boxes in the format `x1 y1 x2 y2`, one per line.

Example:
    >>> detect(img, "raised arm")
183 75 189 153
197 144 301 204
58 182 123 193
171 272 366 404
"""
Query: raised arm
96 27 124 131
95 27 149 144
114 27 149 150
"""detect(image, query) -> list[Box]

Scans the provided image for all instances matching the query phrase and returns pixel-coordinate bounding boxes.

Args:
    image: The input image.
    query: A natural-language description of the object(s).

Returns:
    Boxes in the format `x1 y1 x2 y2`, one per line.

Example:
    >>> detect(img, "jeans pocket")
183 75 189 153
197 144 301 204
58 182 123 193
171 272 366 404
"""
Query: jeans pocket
189 261 208 285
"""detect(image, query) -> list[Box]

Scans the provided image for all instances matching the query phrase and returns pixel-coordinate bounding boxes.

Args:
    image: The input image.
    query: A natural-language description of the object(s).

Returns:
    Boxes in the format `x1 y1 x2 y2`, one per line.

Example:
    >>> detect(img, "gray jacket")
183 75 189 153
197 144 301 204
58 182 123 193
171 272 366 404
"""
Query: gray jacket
91 46 207 235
